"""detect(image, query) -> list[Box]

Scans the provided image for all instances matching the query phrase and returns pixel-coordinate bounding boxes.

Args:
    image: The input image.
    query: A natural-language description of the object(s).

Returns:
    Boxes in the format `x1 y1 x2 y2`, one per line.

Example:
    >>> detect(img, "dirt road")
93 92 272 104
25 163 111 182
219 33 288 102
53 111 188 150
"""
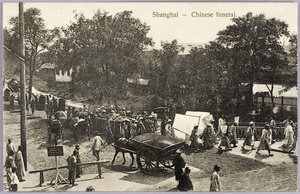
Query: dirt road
3 104 298 192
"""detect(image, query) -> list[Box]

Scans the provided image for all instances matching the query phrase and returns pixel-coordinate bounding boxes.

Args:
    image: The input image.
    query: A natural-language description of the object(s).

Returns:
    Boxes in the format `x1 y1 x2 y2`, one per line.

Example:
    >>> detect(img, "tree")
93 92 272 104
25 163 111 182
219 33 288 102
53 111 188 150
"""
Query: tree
50 10 153 100
5 8 52 101
152 40 184 98
217 12 290 108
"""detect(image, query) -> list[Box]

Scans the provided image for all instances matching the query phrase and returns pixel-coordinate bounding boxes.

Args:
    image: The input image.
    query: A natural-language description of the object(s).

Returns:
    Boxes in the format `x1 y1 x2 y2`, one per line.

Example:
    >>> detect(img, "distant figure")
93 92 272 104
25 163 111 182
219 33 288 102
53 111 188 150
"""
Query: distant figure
10 94 15 111
30 99 36 115
173 149 186 181
210 165 221 192
10 167 19 191
67 151 78 186
201 124 215 149
241 122 255 150
189 125 201 151
166 119 174 138
269 116 277 142
6 138 16 156
74 144 82 178
256 124 273 157
228 122 238 147
15 146 26 181
282 119 294 149
5 151 15 191
91 133 105 161
177 167 193 191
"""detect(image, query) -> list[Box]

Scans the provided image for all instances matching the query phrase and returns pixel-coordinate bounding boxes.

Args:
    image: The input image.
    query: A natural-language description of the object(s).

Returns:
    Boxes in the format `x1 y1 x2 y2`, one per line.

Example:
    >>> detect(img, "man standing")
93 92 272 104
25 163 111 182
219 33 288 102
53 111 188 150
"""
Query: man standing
173 149 186 181
241 121 255 150
30 99 36 115
74 144 82 178
6 138 16 156
15 146 26 181
67 151 78 186
210 165 221 192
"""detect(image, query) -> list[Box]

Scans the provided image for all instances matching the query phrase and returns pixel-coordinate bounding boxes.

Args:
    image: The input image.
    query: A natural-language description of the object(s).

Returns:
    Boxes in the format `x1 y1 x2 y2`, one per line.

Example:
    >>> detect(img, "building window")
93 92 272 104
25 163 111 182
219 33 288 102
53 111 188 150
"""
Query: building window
55 69 59 75
67 70 70 76
62 70 64 75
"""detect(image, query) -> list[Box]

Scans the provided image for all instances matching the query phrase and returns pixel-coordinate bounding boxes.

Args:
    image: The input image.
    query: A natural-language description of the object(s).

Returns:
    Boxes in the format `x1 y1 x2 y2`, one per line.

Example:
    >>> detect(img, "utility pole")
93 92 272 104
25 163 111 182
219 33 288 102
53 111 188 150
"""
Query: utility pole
19 2 27 171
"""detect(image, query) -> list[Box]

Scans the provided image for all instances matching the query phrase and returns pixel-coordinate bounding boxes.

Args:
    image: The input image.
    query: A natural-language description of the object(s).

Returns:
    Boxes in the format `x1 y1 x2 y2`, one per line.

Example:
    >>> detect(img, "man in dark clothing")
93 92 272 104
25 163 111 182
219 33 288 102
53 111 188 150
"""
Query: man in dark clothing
177 167 193 191
74 144 82 178
173 149 186 181
67 151 78 186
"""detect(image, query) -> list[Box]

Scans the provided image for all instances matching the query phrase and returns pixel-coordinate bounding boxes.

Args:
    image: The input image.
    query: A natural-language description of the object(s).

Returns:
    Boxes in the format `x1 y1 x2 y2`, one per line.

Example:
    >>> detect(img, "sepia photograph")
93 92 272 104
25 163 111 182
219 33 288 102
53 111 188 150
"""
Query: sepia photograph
2 2 298 192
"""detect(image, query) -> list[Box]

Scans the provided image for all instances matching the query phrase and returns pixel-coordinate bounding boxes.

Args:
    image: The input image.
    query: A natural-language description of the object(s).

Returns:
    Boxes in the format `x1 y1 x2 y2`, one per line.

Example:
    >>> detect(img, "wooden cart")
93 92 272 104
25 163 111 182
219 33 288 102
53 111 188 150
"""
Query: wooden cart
132 133 185 175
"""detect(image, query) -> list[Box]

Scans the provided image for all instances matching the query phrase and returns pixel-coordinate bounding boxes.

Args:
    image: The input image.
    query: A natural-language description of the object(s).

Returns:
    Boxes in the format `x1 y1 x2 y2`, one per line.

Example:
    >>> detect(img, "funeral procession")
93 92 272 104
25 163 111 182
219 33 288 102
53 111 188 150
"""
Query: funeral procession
2 2 298 192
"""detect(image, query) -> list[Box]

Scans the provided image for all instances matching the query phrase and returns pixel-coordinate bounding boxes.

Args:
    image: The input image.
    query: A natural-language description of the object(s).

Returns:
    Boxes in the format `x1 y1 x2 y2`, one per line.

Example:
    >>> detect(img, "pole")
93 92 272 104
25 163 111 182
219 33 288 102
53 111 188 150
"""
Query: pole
19 2 27 171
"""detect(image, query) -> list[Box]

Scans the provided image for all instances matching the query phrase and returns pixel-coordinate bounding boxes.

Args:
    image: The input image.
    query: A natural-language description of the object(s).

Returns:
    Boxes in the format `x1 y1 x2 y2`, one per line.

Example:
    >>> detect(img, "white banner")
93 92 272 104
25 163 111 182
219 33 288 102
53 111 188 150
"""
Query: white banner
185 111 210 134
172 114 201 140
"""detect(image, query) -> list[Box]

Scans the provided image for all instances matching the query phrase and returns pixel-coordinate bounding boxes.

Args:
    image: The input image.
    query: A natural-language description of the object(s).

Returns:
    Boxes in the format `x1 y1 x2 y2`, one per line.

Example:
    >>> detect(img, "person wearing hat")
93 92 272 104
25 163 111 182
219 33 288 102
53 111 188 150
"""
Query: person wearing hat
210 165 221 191
173 149 186 181
67 150 78 186
74 144 82 178
256 124 273 156
177 167 193 191
241 121 255 150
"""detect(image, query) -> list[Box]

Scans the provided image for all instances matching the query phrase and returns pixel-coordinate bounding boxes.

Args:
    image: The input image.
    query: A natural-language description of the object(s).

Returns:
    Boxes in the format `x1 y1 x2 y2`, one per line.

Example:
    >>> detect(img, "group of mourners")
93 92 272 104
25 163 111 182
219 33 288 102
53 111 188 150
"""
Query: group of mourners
187 114 297 157
5 138 26 191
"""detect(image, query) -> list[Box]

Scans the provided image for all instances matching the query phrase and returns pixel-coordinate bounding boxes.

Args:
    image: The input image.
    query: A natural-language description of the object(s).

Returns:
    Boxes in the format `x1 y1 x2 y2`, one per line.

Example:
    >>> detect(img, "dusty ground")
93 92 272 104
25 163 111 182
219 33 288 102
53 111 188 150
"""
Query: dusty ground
2 103 298 192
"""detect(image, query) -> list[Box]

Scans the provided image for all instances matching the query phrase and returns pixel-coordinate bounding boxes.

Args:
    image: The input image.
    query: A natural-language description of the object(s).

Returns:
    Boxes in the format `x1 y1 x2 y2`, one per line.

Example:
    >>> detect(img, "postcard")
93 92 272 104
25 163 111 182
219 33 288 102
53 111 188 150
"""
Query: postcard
2 2 298 192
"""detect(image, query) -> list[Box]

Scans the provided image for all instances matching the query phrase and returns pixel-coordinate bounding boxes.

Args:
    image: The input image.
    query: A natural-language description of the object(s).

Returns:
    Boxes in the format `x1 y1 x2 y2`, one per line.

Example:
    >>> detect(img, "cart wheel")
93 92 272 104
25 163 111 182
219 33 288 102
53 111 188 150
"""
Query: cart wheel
137 148 159 175
161 159 174 168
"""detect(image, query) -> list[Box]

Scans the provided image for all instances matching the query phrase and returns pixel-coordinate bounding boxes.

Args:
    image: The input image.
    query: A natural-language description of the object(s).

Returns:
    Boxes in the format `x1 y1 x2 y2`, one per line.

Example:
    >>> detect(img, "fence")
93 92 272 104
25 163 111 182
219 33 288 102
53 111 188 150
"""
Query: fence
236 122 297 140
29 160 109 187
256 96 297 108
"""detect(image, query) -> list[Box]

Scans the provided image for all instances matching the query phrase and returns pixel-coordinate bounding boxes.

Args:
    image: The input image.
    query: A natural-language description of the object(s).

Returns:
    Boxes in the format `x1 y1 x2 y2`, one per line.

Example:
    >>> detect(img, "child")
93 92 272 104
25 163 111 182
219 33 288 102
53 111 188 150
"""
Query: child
10 167 19 191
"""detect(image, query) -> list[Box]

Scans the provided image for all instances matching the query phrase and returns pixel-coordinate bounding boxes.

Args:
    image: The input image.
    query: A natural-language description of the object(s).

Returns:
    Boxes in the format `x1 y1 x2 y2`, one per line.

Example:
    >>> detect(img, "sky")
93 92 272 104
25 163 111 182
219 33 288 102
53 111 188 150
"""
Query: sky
2 2 298 49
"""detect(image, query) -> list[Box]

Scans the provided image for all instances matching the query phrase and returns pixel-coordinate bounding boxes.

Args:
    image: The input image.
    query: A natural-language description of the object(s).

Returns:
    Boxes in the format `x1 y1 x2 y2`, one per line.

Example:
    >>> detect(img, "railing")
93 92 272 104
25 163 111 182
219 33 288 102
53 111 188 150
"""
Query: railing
236 122 294 140
29 160 109 186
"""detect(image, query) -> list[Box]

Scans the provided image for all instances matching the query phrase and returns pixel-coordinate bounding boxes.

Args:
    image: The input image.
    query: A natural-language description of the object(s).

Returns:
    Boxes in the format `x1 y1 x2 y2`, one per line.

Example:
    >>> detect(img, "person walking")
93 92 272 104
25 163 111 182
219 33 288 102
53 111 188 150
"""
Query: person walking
91 133 105 161
241 121 255 150
256 124 273 157
30 99 36 115
173 149 186 181
210 165 221 192
228 122 238 147
15 146 26 182
67 151 78 186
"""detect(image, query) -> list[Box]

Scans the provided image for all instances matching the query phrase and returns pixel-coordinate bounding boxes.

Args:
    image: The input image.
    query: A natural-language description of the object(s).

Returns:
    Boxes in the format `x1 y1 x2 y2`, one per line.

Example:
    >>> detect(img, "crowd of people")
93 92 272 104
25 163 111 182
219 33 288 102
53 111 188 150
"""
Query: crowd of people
187 114 297 157
5 138 26 191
